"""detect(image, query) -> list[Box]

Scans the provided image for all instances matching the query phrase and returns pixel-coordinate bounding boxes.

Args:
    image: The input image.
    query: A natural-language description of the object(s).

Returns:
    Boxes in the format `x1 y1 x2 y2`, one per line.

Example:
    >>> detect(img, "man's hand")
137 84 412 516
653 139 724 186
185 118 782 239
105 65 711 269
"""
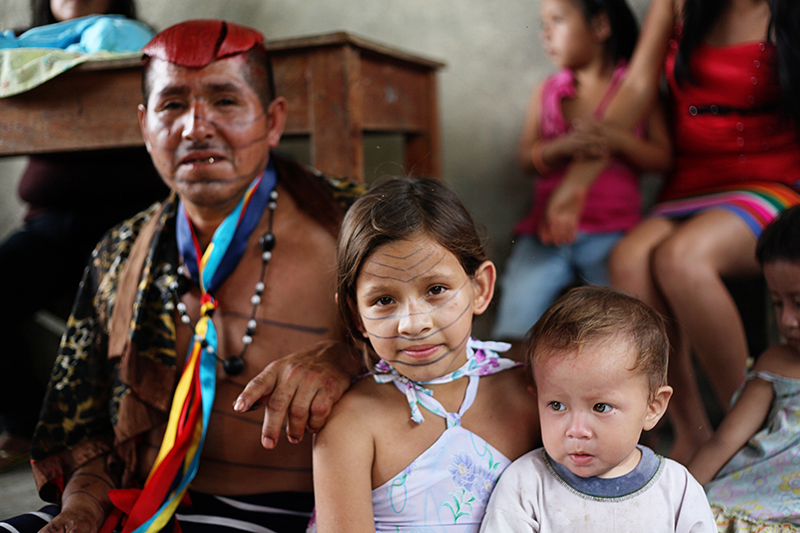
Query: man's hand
39 506 101 533
39 457 114 533
234 340 362 449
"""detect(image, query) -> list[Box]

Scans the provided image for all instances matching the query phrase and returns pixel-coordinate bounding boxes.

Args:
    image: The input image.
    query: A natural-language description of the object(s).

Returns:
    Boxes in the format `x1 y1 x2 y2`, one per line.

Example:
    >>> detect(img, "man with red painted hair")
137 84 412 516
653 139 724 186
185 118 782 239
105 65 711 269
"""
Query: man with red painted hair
5 19 363 533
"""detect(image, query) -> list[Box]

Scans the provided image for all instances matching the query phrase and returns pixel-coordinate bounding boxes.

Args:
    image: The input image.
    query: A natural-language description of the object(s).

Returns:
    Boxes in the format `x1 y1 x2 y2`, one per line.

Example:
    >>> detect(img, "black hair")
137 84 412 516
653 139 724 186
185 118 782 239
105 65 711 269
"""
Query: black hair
672 0 726 86
675 0 800 126
572 0 640 62
770 0 800 128
31 0 137 26
756 205 800 265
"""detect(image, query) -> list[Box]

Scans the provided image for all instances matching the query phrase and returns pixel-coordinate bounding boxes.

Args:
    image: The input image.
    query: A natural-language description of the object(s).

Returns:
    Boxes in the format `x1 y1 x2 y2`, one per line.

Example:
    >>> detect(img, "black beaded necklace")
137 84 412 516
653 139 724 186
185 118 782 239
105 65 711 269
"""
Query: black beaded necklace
170 189 278 376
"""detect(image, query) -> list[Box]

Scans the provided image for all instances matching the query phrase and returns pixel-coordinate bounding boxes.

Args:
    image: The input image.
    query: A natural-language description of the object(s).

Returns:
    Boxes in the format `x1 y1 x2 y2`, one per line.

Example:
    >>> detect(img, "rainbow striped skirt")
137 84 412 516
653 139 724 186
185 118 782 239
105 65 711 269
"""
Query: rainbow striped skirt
650 181 800 237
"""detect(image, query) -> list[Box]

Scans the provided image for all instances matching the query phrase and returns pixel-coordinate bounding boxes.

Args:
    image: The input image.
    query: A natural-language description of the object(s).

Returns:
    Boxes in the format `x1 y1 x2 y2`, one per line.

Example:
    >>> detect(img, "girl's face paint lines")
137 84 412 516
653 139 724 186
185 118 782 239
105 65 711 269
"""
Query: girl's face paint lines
355 234 480 381
365 247 442 283
360 277 470 335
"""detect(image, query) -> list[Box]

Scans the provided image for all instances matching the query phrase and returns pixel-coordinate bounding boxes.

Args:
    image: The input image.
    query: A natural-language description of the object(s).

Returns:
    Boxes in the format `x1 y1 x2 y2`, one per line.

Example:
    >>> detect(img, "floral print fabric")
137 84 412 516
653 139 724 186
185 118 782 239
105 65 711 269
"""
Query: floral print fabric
706 371 800 529
372 371 513 532
373 338 520 424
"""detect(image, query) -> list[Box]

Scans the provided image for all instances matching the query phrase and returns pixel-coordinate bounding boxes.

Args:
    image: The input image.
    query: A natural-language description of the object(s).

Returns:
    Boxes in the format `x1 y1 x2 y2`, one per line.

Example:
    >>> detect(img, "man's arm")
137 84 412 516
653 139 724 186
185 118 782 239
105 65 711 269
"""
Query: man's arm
234 339 363 448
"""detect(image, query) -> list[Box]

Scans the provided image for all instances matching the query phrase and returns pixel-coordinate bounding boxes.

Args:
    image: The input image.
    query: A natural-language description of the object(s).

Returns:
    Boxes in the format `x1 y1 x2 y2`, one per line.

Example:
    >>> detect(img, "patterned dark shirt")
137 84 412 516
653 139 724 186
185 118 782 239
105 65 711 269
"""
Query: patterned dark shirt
30 155 363 502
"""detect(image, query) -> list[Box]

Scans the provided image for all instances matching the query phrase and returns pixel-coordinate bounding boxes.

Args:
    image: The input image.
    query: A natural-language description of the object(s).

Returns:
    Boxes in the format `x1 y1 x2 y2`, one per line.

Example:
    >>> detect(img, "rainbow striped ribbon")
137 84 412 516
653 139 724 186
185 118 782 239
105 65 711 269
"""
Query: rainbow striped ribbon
106 162 276 533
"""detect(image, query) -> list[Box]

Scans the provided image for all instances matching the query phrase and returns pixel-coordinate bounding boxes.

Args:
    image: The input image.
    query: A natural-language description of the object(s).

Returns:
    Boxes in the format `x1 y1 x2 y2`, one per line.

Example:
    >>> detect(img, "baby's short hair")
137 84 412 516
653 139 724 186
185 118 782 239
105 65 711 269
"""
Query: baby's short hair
527 286 669 398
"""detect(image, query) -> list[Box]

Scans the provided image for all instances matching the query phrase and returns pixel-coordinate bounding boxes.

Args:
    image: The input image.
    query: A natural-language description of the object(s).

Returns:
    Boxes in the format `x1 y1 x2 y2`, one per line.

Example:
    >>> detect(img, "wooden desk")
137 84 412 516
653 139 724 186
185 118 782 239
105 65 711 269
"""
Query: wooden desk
0 31 444 181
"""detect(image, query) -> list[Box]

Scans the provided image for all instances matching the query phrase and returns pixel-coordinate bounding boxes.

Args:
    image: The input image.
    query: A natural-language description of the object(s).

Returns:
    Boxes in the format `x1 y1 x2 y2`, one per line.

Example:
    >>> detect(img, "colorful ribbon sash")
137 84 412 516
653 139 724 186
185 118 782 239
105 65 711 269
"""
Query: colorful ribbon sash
104 162 277 533
373 338 521 424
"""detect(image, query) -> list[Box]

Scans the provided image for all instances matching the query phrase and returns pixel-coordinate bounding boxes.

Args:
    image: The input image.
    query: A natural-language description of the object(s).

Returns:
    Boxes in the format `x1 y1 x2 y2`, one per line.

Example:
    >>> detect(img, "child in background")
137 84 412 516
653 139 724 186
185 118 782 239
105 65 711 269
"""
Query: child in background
312 177 541 533
482 286 715 532
688 205 800 530
492 0 672 342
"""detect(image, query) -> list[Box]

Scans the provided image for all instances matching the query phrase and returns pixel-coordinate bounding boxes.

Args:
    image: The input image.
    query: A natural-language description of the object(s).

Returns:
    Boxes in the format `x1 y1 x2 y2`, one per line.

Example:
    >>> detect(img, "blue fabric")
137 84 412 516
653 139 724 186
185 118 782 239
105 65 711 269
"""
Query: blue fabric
176 160 276 294
0 15 153 53
546 446 662 499
492 231 623 340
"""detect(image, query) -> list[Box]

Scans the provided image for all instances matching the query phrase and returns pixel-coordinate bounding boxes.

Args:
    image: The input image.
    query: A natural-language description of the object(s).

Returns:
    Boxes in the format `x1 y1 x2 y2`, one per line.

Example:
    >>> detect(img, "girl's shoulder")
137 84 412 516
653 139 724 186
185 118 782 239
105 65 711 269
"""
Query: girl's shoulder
332 374 424 422
469 367 541 459
480 366 536 408
541 69 576 96
752 344 800 380
338 374 396 407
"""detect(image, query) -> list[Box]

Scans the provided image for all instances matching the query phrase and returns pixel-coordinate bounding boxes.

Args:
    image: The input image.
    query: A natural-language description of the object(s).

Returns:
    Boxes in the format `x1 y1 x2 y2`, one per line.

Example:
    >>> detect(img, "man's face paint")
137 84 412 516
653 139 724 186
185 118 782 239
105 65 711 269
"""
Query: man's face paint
138 56 284 216
139 20 284 218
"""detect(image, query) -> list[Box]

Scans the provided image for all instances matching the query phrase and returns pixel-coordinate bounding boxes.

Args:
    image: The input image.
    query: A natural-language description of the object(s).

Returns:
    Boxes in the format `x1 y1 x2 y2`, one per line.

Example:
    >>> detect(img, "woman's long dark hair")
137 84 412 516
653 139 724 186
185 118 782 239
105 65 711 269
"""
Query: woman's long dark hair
575 0 640 63
672 0 726 86
770 0 800 126
675 0 800 125
31 0 137 27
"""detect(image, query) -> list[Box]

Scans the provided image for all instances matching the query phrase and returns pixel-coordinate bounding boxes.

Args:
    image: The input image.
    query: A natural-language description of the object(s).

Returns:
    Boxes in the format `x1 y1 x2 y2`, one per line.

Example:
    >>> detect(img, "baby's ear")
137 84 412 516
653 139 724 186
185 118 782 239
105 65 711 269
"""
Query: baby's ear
643 385 673 431
471 260 496 316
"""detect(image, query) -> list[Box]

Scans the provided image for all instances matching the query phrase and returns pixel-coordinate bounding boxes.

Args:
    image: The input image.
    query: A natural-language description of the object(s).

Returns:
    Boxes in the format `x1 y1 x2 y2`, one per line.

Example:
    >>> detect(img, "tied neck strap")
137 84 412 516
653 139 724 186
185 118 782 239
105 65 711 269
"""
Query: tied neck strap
373 339 520 424
107 163 277 533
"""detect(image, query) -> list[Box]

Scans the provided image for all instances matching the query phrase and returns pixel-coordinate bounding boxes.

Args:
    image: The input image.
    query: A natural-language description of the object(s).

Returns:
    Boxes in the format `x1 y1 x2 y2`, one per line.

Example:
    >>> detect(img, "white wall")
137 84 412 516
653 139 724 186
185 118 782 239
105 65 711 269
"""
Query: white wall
0 0 652 298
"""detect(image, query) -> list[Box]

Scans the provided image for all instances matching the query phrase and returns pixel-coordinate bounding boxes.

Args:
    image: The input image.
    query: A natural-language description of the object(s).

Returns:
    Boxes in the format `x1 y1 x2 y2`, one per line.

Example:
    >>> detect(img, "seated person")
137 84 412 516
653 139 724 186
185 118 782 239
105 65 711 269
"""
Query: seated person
0 0 166 468
3 19 362 533
689 205 800 529
481 286 716 532
313 177 540 532
492 0 670 343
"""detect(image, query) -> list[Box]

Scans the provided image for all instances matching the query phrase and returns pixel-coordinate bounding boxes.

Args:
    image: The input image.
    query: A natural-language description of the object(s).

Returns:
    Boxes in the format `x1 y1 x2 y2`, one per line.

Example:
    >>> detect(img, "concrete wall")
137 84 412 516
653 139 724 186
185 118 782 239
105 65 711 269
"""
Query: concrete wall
0 0 653 329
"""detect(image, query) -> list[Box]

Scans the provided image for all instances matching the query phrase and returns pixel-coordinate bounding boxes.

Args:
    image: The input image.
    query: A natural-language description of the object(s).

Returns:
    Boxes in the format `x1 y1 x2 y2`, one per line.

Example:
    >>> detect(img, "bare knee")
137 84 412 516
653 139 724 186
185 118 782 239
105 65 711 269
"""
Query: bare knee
652 235 711 293
608 236 650 293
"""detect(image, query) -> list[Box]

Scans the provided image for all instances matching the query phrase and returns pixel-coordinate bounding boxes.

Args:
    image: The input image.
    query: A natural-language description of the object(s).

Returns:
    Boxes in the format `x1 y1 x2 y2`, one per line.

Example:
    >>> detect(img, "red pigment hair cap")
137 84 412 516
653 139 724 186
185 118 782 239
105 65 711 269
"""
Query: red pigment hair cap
143 19 265 68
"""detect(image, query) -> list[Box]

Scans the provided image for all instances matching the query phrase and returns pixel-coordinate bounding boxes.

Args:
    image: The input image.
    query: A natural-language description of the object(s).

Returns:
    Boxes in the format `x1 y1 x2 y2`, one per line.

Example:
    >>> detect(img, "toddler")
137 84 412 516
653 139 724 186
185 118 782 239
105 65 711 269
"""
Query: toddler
482 286 715 532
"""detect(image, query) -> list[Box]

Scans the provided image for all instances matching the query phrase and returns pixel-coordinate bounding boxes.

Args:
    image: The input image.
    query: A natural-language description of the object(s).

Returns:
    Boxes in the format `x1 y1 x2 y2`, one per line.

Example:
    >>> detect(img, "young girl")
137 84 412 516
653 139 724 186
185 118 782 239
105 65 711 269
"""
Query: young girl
492 0 672 341
687 205 800 530
312 177 541 532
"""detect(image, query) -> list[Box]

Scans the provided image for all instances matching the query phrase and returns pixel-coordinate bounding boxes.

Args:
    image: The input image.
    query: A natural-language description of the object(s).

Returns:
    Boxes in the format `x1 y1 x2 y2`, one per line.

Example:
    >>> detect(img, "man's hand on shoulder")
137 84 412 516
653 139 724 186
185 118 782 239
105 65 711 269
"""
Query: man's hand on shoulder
234 340 363 448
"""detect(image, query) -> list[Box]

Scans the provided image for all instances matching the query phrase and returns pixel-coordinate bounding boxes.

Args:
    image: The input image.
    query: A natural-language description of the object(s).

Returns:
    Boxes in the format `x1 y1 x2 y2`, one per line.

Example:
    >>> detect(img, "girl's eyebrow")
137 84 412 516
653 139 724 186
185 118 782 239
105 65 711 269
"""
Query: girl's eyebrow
360 278 468 321
358 283 391 302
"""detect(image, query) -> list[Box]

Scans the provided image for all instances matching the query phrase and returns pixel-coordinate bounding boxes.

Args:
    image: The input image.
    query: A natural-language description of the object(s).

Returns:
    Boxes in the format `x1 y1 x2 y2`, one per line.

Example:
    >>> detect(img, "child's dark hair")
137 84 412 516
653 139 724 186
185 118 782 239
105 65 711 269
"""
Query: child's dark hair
573 0 639 62
337 176 487 343
756 205 800 265
527 286 669 399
